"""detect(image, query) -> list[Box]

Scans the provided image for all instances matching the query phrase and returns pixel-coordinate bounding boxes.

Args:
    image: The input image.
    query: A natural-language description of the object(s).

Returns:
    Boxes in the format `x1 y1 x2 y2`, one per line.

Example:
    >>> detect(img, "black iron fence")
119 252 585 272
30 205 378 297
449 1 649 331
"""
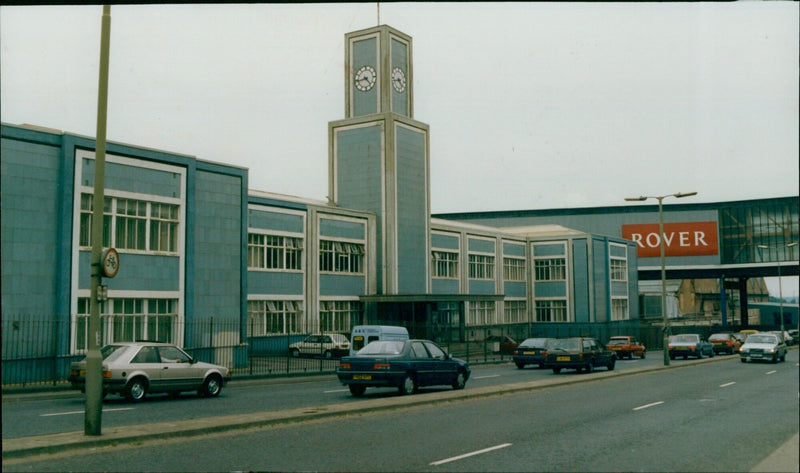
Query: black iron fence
2 314 785 387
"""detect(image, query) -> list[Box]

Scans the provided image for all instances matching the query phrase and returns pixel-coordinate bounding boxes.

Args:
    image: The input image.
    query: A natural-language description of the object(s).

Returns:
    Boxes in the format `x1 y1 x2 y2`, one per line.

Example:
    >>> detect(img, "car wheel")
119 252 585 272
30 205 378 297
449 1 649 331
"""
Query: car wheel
585 361 593 374
709 350 714 358
349 385 366 397
399 373 416 395
552 367 561 374
628 352 634 360
515 362 525 369
740 358 746 363
641 351 646 359
290 348 300 358
607 358 616 371
772 354 778 363
323 350 332 359
200 374 223 398
452 370 467 390
124 377 147 402
538 363 545 369
780 353 786 362
683 355 688 360
669 355 675 360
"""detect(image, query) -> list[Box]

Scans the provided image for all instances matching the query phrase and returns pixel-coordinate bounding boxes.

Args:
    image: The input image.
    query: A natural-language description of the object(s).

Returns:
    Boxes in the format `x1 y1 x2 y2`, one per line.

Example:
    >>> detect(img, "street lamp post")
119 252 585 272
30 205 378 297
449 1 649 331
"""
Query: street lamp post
626 191 697 366
757 242 798 339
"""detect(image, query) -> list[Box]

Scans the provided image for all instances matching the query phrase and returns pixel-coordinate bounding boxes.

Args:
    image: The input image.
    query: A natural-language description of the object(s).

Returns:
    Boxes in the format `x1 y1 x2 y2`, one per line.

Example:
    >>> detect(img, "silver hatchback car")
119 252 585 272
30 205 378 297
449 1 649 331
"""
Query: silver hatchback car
69 342 231 402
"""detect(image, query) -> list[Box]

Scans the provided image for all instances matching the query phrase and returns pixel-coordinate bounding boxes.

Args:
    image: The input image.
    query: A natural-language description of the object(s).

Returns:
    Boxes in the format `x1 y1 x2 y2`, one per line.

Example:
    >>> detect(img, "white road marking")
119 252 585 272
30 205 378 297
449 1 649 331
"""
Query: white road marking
633 401 664 411
766 370 777 375
719 382 736 388
473 374 500 380
41 407 134 417
430 443 512 466
323 388 350 394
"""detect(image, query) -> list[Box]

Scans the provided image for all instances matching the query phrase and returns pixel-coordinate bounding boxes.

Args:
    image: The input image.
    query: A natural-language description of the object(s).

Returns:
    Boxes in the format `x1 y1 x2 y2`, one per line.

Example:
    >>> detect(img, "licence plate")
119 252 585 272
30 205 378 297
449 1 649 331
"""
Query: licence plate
523 351 535 355
557 356 570 361
353 374 372 380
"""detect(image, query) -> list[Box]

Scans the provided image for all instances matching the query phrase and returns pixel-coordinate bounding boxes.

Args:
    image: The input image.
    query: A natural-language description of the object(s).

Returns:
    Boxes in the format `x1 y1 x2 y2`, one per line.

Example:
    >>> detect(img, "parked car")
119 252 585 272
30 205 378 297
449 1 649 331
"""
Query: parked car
512 337 554 369
708 333 742 355
768 331 795 346
668 334 714 360
484 335 519 355
68 342 230 402
289 333 350 358
545 337 616 374
606 335 646 359
336 339 470 396
740 333 787 363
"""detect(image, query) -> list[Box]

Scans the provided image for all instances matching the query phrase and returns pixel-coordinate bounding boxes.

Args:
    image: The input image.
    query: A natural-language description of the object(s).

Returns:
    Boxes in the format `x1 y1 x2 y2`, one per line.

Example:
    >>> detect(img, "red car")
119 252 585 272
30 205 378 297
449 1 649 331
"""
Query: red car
606 336 646 359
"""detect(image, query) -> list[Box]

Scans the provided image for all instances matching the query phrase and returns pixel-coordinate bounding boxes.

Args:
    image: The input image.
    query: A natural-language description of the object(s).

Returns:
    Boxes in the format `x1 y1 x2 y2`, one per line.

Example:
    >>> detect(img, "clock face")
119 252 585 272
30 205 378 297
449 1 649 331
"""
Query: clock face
391 67 406 92
354 65 377 92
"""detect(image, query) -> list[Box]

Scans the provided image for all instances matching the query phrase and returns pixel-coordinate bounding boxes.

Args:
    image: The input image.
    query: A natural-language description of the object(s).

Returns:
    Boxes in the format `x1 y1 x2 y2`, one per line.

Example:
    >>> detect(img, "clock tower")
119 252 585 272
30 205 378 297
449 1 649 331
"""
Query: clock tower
329 25 429 295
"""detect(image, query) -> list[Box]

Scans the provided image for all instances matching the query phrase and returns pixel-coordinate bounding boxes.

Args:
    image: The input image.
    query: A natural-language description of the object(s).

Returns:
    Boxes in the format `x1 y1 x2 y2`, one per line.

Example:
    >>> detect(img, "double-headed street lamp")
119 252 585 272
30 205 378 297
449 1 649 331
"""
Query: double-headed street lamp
625 191 698 366
757 242 798 340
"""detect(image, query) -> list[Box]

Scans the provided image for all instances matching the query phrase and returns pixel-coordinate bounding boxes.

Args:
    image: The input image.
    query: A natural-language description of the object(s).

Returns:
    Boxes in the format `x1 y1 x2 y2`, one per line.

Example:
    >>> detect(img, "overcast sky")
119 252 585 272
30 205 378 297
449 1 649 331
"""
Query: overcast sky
2 3 798 296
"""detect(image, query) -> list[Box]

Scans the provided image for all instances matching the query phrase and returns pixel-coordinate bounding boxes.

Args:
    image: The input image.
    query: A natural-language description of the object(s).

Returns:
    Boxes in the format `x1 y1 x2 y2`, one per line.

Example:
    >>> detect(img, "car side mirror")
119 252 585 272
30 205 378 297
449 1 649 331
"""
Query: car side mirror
189 357 197 364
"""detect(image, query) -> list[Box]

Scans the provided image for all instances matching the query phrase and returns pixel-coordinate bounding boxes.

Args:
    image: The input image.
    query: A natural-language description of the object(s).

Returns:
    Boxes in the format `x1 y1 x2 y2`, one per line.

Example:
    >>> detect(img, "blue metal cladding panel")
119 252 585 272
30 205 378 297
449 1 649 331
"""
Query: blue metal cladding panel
396 126 427 293
572 239 590 323
593 238 609 323
468 238 495 253
193 170 243 322
469 280 495 295
611 281 628 297
533 243 565 257
432 279 460 294
432 233 459 250
535 281 567 298
353 38 378 116
78 252 179 291
80 158 182 198
248 209 303 233
320 218 365 240
248 271 303 295
610 244 627 258
335 126 383 215
319 274 366 296
503 242 525 257
390 38 408 115
504 281 527 298
0 137 62 314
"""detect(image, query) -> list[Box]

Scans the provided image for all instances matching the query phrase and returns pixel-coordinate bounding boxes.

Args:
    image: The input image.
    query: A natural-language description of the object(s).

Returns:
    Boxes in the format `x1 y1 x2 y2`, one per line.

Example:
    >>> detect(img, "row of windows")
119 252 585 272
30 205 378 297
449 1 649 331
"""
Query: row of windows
248 234 303 270
246 299 362 336
80 194 179 253
75 298 177 351
319 241 365 274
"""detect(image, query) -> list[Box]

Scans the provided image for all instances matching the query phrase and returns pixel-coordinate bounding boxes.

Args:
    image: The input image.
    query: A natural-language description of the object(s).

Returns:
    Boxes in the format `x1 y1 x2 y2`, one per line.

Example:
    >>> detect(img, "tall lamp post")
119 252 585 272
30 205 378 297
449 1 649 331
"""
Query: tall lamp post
625 192 697 366
757 242 798 339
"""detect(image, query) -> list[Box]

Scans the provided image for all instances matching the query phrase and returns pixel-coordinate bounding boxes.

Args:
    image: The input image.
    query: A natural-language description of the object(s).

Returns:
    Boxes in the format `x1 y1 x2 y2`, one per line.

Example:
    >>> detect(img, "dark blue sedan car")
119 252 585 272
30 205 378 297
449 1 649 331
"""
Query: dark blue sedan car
337 339 470 396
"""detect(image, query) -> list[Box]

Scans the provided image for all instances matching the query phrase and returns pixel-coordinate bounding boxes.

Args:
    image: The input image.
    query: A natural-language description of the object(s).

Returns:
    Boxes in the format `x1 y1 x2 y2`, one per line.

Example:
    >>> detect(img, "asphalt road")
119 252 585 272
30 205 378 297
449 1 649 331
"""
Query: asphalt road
3 351 797 472
2 353 666 439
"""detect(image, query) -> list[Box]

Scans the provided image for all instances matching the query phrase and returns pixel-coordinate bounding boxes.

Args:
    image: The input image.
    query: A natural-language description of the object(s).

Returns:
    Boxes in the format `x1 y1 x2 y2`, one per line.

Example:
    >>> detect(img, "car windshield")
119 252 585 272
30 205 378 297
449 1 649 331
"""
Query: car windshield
101 345 128 362
746 335 777 344
550 339 580 351
673 335 699 343
357 341 405 355
709 334 729 341
607 338 628 345
520 338 549 348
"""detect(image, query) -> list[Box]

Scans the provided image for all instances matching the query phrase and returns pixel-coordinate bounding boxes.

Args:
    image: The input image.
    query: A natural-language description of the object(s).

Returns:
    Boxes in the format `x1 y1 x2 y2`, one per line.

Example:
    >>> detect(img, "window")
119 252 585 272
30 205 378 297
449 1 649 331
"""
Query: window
611 299 628 321
74 297 178 352
320 300 362 333
504 300 527 324
503 257 526 281
535 299 567 322
534 258 565 281
247 300 302 336
431 251 459 278
79 194 179 253
468 301 495 325
248 233 303 270
319 240 364 273
469 254 494 280
610 258 627 281
79 194 112 247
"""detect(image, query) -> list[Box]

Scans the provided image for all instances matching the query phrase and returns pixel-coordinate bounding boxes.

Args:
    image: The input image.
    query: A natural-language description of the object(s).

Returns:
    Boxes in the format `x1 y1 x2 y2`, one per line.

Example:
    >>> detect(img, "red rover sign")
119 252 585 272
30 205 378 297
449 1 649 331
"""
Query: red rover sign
622 221 719 257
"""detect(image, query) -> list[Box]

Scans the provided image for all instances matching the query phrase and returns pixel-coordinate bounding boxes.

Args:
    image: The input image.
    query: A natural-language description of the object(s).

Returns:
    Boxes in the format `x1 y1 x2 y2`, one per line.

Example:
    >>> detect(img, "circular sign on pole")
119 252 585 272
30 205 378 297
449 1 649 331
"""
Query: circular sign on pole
102 248 120 278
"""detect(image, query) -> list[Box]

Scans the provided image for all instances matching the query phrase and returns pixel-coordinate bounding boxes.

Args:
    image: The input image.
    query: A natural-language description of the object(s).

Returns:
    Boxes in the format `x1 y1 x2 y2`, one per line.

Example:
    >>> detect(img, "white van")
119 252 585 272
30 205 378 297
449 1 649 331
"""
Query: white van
349 325 409 355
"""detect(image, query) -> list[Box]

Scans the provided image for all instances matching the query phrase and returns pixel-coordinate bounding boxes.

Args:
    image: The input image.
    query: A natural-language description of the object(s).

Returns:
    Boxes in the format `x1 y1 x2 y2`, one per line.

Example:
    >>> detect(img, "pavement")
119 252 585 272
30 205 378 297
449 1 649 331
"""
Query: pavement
2 355 798 472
